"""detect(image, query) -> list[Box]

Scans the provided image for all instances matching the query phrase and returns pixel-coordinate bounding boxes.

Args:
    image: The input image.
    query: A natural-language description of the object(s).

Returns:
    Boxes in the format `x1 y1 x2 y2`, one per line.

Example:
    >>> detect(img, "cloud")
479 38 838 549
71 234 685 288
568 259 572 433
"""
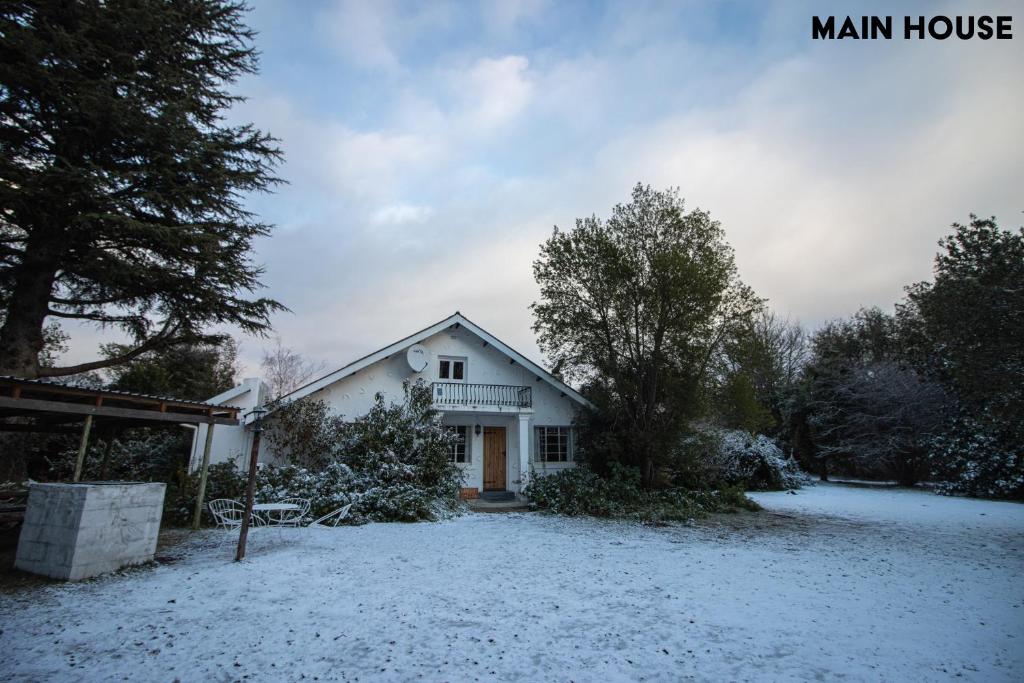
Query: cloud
319 0 402 73
55 0 1024 380
370 203 434 225
452 55 534 132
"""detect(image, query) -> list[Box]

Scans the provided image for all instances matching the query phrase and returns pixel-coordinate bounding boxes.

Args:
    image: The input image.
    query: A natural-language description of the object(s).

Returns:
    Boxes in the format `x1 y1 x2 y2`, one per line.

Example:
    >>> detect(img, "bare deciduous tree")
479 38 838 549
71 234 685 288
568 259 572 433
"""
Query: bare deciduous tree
809 361 949 486
260 337 327 400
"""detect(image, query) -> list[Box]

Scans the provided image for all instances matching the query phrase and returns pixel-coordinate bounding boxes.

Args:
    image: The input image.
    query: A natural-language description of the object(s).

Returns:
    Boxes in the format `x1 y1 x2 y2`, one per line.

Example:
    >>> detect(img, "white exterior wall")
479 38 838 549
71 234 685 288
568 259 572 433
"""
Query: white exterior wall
187 378 267 472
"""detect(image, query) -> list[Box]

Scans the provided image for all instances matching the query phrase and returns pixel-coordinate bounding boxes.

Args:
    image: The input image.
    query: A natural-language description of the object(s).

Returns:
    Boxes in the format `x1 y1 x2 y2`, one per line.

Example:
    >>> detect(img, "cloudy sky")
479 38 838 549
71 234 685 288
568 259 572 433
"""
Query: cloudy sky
66 0 1024 378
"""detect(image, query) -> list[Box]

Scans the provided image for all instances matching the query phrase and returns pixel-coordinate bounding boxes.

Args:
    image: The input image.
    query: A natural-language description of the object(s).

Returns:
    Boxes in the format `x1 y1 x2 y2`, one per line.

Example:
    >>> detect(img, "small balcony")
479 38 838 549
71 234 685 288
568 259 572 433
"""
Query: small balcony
432 382 532 409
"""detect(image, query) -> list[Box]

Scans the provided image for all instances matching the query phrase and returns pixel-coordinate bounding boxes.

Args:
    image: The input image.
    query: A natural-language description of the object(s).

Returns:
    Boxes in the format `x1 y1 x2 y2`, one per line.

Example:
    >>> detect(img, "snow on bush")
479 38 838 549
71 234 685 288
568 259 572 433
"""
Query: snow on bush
701 428 809 491
169 380 463 525
931 414 1024 500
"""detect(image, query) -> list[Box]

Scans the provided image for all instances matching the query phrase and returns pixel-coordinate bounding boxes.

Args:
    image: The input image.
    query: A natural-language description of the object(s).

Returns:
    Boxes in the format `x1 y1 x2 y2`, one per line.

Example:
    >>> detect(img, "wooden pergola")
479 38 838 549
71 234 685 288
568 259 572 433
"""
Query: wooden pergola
0 376 240 529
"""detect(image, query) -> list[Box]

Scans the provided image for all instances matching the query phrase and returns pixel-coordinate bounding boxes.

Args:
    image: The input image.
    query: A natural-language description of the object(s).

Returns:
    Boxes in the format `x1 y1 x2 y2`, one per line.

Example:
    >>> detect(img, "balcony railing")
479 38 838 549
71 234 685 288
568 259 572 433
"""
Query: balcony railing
432 382 532 408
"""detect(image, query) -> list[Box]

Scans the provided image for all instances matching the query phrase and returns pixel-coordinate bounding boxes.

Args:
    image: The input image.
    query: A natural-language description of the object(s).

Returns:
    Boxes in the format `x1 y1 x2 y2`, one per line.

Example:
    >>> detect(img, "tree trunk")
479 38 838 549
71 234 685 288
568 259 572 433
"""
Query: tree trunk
0 236 61 378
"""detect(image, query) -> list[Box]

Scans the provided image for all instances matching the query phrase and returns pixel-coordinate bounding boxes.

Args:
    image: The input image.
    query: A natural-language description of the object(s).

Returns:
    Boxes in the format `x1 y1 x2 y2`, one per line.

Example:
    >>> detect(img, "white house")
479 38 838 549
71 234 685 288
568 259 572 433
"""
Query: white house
188 312 591 497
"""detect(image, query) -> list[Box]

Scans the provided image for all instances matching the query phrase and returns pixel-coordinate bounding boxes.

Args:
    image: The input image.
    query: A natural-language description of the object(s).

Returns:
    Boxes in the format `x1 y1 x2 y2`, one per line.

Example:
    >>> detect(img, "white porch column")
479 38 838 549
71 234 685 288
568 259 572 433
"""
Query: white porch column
517 413 532 494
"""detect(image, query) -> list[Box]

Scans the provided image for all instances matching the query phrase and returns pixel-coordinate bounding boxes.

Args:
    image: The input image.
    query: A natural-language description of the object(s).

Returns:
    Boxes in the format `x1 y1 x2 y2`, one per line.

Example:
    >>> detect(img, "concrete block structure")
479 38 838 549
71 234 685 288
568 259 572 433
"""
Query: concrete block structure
15 482 166 580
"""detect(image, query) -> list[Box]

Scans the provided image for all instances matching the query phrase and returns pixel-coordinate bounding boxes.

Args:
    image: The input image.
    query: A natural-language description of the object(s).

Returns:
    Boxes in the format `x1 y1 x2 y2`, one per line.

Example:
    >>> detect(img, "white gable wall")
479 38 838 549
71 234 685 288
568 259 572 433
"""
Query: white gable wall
187 378 266 472
296 325 576 424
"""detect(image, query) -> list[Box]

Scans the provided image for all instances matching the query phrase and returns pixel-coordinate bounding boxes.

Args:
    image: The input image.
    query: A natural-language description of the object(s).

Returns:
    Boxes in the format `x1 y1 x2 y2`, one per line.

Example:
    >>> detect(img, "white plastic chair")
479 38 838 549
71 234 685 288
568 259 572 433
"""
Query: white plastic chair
309 503 353 528
266 497 311 527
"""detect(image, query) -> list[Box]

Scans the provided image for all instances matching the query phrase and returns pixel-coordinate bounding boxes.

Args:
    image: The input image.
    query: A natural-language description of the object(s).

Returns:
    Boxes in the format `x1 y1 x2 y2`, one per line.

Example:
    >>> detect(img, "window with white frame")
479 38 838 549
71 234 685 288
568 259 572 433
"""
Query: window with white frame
438 356 466 381
446 425 469 463
536 426 571 463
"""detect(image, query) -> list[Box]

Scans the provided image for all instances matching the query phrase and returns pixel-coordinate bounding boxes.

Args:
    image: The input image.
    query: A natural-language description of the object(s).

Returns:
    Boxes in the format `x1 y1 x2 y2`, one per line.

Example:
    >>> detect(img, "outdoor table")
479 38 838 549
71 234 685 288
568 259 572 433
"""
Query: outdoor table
251 502 300 526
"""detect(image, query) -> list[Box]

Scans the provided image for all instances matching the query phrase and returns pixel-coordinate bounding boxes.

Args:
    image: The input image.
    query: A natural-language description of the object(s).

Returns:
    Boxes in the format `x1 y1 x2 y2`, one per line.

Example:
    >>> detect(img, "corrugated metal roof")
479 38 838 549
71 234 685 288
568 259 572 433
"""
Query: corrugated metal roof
0 375 236 412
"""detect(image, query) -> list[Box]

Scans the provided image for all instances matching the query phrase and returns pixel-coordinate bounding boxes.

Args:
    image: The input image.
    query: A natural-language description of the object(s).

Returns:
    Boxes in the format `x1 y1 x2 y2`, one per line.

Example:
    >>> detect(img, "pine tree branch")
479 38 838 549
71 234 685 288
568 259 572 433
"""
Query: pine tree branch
36 322 186 378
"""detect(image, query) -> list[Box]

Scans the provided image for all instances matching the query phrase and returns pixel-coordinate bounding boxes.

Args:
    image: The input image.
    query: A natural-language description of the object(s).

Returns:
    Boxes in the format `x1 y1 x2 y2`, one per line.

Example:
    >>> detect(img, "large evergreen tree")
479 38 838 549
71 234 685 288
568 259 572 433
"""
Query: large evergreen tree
532 184 759 487
0 0 283 378
103 337 239 400
902 216 1024 498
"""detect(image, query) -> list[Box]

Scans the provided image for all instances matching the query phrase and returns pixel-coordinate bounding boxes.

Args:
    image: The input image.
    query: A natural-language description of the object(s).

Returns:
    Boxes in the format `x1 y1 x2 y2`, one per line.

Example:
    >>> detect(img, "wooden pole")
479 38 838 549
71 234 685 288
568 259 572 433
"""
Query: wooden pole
234 427 262 562
72 415 94 482
191 424 216 530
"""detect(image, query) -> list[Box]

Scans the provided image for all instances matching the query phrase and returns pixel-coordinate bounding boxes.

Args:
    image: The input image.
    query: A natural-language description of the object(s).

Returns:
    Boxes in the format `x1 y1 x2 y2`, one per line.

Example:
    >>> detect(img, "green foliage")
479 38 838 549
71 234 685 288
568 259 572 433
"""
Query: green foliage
0 0 284 378
164 462 247 526
930 414 1023 500
264 398 346 470
343 381 461 504
902 216 1024 499
902 216 1023 412
714 310 807 438
524 464 759 523
671 427 808 491
103 339 240 400
715 371 774 434
532 183 760 487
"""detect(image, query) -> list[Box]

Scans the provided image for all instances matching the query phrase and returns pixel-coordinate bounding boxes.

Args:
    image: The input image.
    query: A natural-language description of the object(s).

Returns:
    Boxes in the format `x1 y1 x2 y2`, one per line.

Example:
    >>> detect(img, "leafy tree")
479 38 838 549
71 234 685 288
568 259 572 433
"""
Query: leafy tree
715 371 773 434
901 216 1024 499
716 310 807 435
902 216 1023 419
103 337 240 400
264 397 347 471
0 0 284 378
801 307 904 479
532 184 760 487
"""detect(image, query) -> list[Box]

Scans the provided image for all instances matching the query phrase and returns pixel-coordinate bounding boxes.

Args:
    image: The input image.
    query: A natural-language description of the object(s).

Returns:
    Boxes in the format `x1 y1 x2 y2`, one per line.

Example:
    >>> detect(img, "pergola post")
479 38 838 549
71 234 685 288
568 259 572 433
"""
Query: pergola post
191 424 216 530
235 424 264 562
72 414 94 483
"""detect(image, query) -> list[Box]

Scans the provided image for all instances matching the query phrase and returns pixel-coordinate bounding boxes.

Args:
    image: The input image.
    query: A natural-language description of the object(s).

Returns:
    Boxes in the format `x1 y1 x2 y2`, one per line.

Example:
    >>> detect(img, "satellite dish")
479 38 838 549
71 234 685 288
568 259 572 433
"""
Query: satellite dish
406 344 429 373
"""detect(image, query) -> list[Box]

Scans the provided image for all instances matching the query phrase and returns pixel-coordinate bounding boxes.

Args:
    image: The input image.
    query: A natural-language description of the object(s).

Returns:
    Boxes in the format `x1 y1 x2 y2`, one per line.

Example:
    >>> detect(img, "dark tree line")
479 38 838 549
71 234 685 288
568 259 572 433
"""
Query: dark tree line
533 185 1022 500
733 217 1023 498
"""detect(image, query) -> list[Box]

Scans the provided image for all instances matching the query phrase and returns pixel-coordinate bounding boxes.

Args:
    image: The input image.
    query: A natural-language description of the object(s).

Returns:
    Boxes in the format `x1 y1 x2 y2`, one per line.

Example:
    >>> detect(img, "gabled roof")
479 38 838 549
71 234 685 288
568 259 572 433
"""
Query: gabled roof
273 312 592 410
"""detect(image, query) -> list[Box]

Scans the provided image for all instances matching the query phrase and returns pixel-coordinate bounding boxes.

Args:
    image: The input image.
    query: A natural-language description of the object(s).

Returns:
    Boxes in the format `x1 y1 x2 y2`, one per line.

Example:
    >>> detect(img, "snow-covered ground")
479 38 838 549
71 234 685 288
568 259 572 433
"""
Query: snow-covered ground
1 483 1022 682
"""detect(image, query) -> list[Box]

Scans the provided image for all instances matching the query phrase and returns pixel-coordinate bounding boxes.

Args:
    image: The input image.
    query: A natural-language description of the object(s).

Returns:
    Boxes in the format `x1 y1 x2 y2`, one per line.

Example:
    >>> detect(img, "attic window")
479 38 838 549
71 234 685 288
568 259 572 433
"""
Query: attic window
439 357 465 381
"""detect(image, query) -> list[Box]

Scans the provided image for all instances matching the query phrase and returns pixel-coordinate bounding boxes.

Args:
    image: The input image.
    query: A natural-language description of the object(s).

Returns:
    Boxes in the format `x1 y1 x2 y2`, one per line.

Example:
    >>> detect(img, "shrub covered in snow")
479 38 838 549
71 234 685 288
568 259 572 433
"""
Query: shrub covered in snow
524 464 758 522
931 414 1024 500
672 427 808 491
168 380 464 526
709 429 810 491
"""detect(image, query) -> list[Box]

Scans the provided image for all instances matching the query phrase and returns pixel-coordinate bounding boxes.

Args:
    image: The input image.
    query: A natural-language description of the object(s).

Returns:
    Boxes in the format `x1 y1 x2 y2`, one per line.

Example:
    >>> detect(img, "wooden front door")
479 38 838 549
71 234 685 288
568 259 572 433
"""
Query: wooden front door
483 427 507 491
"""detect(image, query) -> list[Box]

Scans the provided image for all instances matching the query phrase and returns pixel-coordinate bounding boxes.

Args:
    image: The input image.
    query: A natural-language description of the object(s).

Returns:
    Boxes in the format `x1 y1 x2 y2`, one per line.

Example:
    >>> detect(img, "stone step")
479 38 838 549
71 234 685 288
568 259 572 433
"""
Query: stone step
478 491 516 502
466 499 533 513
